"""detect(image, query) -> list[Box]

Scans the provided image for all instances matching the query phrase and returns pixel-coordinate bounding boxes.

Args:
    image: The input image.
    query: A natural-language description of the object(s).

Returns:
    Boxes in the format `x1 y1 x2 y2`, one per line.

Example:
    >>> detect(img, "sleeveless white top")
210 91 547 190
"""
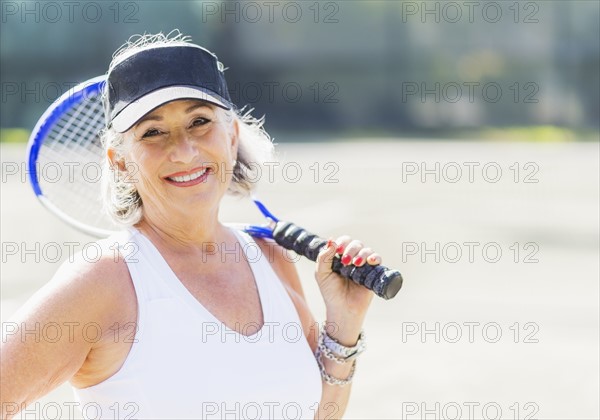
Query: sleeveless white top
72 227 322 419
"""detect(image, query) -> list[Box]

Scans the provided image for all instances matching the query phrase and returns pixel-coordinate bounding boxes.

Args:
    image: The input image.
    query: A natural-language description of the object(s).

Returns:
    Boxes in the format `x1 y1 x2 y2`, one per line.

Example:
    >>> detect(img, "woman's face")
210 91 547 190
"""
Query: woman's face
114 99 238 221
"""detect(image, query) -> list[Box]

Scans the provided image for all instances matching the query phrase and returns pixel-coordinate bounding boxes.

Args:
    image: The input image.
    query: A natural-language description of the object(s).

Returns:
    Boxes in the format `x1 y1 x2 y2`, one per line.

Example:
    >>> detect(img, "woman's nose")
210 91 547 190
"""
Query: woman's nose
169 132 199 164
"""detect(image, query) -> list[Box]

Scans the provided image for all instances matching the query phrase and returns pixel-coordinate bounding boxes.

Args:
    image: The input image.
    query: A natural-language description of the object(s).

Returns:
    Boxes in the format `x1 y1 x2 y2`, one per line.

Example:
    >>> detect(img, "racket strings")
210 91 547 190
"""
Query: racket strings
50 98 104 151
37 92 120 230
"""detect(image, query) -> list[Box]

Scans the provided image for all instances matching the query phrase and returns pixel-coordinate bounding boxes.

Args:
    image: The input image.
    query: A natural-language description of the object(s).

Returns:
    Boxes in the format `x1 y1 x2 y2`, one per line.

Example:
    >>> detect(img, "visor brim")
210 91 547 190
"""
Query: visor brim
111 86 231 133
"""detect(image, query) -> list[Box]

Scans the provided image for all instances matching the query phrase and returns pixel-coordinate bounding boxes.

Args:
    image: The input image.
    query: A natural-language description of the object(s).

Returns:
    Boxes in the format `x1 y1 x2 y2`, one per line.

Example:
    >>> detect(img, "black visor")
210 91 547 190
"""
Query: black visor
106 44 232 133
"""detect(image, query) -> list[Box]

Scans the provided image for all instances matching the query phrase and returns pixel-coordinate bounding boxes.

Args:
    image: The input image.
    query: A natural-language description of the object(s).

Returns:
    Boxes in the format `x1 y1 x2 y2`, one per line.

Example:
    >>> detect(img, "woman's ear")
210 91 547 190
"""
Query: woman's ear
107 148 126 172
230 117 240 157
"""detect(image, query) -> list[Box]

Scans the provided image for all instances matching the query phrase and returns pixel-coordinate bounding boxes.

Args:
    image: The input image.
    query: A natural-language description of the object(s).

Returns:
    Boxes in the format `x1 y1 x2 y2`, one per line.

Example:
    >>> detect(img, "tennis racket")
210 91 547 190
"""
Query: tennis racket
27 76 404 299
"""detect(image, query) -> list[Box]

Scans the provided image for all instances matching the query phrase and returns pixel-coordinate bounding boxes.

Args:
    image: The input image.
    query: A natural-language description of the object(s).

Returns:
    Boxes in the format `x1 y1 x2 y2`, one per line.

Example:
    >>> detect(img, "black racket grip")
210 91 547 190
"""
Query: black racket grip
272 221 403 300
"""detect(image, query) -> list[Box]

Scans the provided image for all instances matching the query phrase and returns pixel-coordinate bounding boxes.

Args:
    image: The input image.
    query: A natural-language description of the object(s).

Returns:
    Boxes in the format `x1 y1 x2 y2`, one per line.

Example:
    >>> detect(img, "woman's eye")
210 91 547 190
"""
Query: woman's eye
142 128 161 138
191 117 210 127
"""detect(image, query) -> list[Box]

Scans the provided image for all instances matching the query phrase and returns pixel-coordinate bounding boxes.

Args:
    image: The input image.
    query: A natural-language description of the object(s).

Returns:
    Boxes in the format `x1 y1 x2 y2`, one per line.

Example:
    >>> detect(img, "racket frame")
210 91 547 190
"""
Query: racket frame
26 76 113 237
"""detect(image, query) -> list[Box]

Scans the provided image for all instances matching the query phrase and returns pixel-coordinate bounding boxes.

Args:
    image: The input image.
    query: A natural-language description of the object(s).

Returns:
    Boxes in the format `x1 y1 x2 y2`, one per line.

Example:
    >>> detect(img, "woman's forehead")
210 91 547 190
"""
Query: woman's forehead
141 99 218 119
154 99 216 113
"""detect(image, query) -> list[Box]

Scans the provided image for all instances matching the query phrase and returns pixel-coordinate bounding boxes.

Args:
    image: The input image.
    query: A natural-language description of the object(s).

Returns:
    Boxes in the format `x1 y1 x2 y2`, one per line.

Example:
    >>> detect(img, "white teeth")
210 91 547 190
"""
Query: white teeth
169 168 207 183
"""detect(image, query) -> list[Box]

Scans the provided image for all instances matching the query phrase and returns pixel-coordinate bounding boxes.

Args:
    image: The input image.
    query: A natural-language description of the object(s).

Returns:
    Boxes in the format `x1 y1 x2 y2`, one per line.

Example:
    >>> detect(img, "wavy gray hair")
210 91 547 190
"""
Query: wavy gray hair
100 31 275 226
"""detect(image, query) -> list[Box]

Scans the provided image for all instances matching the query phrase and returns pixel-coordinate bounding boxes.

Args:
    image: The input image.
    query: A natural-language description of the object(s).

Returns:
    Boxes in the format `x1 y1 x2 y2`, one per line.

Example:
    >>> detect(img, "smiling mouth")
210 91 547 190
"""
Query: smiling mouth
164 167 212 186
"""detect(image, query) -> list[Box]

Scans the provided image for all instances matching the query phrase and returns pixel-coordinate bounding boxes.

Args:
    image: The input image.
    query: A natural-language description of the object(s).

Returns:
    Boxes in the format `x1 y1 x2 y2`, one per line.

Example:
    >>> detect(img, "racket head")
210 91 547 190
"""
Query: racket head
26 75 121 238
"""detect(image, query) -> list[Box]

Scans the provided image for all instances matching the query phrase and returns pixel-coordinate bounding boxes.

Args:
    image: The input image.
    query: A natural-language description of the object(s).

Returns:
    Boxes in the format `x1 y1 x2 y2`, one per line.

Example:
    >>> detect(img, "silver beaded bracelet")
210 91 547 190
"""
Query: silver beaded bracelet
320 325 366 362
315 345 357 386
318 340 349 364
314 324 366 386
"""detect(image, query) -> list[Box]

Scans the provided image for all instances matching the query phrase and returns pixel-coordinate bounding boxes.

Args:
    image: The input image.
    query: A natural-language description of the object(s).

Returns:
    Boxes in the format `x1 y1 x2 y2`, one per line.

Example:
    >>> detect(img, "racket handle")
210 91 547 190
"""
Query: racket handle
272 221 403 300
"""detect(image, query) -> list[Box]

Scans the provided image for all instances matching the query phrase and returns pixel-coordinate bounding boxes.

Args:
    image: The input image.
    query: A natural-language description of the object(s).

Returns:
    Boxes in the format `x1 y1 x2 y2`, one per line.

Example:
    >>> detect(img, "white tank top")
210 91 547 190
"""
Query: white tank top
72 227 322 419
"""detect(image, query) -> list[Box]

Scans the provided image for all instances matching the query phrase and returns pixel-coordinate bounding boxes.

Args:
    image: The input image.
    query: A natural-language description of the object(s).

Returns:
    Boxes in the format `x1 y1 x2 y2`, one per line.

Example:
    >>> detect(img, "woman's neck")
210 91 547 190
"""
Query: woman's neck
134 205 227 252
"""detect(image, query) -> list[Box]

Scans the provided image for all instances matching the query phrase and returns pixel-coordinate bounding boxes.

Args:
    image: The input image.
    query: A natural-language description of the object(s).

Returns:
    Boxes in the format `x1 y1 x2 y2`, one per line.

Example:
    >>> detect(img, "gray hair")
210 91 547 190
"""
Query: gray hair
100 31 275 227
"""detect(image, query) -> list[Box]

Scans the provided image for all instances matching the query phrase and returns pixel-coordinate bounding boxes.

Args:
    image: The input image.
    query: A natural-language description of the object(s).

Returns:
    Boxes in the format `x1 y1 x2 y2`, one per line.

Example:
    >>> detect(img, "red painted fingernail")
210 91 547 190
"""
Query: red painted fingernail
341 254 352 265
353 257 363 266
335 244 345 254
326 239 334 249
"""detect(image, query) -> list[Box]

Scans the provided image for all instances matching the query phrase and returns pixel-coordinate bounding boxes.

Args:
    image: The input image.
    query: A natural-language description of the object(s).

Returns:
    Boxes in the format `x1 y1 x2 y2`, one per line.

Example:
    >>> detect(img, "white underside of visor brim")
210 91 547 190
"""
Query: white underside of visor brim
111 86 231 133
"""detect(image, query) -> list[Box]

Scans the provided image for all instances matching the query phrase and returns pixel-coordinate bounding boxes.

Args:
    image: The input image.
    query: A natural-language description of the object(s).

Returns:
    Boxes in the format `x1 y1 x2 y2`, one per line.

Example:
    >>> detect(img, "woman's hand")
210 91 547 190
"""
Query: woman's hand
314 236 380 344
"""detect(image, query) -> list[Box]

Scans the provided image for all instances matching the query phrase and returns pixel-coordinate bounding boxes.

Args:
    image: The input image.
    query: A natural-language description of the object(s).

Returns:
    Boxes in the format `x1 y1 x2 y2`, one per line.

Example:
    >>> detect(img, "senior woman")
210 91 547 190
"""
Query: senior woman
1 33 382 419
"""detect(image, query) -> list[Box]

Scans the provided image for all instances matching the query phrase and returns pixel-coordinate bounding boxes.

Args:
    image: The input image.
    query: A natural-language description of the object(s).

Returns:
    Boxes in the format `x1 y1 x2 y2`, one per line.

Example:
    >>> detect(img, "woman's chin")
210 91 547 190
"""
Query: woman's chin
168 188 224 209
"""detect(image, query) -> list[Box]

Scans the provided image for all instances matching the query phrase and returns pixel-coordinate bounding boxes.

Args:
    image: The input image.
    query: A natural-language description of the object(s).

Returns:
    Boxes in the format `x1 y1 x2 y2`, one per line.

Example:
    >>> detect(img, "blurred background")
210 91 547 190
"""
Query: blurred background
1 0 599 139
1 1 599 419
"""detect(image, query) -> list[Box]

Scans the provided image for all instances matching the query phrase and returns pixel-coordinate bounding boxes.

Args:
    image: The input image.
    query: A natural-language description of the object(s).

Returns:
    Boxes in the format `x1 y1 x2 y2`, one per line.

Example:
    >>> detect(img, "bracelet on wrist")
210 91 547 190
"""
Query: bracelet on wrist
320 324 366 362
318 340 349 364
315 345 356 386
313 323 367 386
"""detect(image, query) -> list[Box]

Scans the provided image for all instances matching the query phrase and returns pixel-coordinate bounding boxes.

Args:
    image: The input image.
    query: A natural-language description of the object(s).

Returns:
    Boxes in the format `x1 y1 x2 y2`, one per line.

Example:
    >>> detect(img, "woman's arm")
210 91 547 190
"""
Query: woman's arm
0 247 132 419
257 238 377 419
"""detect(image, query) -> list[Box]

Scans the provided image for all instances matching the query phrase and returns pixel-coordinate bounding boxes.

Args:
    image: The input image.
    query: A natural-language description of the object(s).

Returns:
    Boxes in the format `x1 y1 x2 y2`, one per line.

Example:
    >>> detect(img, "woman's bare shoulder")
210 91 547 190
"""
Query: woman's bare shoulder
1 239 137 409
31 237 136 324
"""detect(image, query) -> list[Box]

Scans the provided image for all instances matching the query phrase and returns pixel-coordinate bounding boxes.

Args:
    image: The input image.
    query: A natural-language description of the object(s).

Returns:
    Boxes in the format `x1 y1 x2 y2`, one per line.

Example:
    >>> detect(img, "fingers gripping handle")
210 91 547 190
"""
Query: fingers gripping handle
271 221 403 300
